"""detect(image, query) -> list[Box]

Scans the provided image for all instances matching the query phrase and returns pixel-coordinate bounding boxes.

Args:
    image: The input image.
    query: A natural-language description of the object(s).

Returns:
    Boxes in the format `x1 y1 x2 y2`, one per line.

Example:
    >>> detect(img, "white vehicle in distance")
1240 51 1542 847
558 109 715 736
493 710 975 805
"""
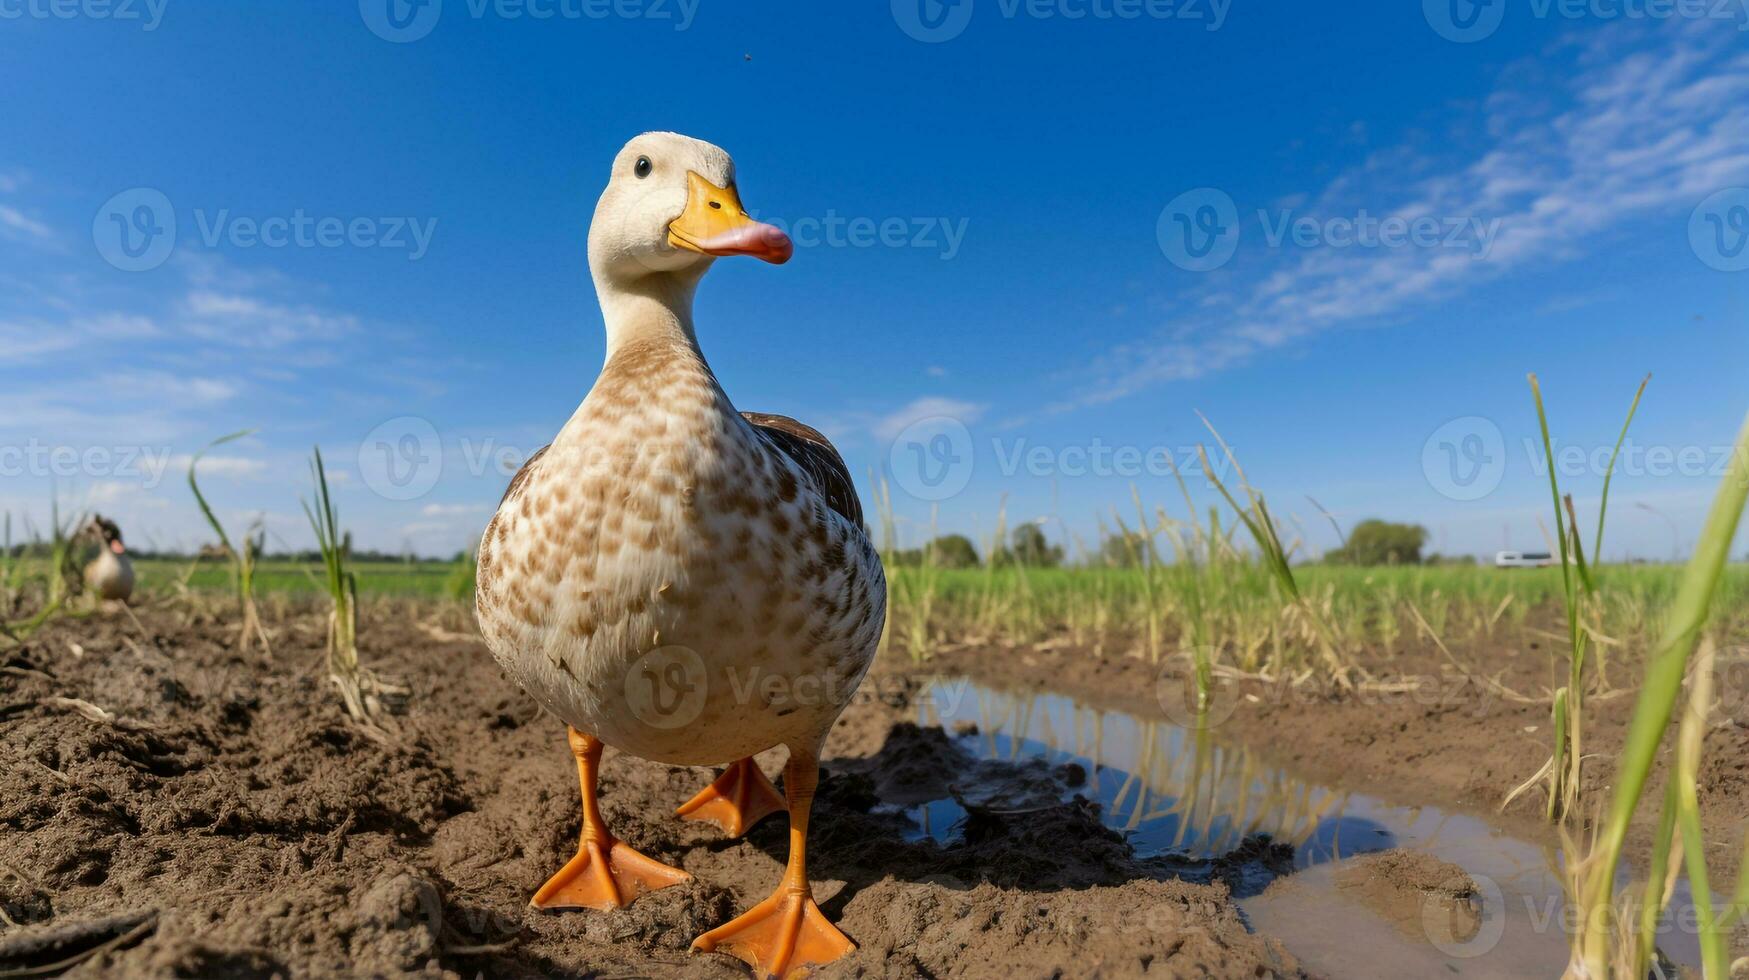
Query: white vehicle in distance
1494 551 1555 568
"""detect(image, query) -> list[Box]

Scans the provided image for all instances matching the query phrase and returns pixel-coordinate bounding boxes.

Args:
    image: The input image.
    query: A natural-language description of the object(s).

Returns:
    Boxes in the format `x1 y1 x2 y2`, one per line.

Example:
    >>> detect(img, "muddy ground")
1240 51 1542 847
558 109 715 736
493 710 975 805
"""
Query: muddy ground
2 603 1306 979
6 600 1742 978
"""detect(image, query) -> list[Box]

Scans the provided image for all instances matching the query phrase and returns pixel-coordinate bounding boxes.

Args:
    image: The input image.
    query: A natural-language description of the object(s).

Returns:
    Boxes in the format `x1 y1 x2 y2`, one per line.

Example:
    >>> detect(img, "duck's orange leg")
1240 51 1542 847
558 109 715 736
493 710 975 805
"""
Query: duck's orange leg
691 745 854 978
675 757 787 837
530 727 691 910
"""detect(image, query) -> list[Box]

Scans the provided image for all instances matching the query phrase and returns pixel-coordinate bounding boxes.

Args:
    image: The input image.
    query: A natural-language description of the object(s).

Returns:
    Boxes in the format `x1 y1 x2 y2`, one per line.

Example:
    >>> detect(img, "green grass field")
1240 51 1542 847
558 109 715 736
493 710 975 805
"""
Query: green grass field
131 558 470 599
128 557 1747 632
107 555 1741 676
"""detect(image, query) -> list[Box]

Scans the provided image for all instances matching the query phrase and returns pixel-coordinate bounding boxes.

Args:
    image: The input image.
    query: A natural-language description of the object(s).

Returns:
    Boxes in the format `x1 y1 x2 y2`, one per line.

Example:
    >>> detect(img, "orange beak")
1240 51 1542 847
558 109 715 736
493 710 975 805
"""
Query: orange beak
667 171 793 265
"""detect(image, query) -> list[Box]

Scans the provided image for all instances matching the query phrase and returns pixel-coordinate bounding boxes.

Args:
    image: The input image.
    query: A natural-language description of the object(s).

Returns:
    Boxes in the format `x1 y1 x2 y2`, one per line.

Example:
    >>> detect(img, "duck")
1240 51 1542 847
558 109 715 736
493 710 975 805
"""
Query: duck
475 132 886 979
82 515 135 603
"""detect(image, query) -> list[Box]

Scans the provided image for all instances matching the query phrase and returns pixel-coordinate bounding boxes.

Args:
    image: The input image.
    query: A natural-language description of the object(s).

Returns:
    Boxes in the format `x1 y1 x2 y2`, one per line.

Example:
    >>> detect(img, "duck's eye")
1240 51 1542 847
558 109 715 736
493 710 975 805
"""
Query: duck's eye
634 156 653 179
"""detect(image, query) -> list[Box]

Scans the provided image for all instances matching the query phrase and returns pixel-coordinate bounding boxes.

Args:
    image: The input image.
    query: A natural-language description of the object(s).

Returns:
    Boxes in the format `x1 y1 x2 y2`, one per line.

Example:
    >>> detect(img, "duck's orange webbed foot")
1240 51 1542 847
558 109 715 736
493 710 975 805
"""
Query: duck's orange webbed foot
691 746 853 979
675 757 786 837
689 885 853 973
691 885 853 979
531 834 691 910
531 727 690 910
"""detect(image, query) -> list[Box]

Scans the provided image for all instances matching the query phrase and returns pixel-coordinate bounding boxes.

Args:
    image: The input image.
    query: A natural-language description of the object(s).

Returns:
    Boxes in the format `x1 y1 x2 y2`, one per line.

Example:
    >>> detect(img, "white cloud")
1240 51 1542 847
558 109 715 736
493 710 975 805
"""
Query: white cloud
85 480 169 509
97 371 239 405
872 396 987 443
172 455 268 479
0 205 51 241
181 290 358 348
0 320 80 362
421 502 490 517
78 313 161 339
1073 23 1749 408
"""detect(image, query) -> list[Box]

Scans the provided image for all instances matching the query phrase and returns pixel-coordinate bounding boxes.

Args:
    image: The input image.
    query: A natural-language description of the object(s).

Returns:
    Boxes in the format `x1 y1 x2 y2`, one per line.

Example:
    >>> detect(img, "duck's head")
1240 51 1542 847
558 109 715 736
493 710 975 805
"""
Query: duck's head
85 515 125 555
588 132 793 284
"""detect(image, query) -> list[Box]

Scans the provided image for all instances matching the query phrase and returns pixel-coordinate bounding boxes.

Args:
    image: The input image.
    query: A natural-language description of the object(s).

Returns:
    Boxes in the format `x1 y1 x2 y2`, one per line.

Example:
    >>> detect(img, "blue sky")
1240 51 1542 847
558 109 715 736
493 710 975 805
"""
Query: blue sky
1 2 1746 560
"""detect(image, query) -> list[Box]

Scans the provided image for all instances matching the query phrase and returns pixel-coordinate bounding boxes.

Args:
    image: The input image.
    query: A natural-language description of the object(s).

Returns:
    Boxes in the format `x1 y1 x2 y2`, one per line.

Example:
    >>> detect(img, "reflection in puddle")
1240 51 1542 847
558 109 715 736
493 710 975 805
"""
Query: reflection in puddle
912 677 1702 979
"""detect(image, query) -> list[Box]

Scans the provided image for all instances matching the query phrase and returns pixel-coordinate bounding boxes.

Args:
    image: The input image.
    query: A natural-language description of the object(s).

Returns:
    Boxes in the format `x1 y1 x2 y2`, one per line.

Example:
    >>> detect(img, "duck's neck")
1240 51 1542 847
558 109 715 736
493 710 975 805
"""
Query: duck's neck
595 271 706 366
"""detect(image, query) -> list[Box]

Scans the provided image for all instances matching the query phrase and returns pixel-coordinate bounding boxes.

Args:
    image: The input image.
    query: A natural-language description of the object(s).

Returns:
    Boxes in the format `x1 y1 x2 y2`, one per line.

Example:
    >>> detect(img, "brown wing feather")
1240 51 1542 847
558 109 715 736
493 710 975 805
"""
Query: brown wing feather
499 445 550 506
741 412 863 527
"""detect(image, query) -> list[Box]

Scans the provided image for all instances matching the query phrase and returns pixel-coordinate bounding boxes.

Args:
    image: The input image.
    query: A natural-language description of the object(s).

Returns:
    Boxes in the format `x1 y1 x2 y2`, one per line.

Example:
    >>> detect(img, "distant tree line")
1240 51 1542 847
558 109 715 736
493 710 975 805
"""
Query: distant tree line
1323 519 1429 565
886 523 1065 569
884 518 1487 570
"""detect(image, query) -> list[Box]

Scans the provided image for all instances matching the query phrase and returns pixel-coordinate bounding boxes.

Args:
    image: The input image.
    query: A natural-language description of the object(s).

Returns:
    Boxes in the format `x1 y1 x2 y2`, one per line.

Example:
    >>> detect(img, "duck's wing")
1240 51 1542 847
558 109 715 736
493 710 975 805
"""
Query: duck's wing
740 412 863 527
499 445 550 506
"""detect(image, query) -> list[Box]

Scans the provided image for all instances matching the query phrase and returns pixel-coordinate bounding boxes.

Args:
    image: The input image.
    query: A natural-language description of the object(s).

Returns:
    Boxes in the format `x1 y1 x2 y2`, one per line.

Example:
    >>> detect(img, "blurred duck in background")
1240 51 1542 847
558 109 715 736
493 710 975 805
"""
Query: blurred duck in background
82 515 134 603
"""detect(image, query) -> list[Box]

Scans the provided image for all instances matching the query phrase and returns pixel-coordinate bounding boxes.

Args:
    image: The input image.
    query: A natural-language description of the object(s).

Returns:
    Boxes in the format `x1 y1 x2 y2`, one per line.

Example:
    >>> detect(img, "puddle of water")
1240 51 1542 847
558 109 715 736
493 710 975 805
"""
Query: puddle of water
913 677 1703 980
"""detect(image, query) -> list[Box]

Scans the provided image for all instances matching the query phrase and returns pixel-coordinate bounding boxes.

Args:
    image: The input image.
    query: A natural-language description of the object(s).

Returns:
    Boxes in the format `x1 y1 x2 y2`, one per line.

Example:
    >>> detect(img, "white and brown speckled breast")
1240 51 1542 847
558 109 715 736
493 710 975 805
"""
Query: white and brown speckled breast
475 338 885 765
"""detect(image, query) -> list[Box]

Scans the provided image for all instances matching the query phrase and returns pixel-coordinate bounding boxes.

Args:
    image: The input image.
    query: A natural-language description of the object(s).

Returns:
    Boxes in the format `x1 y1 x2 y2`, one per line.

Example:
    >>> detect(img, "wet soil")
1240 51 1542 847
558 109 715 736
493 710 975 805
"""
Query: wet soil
0 604 1304 979
1329 850 1480 941
922 628 1749 883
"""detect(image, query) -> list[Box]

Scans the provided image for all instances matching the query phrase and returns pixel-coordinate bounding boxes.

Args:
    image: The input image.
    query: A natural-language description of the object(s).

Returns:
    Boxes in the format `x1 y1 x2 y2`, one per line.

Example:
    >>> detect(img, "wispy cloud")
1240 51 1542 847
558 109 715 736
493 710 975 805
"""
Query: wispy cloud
872 396 987 442
166 454 268 479
421 502 490 517
0 204 52 241
180 290 359 348
1066 22 1749 409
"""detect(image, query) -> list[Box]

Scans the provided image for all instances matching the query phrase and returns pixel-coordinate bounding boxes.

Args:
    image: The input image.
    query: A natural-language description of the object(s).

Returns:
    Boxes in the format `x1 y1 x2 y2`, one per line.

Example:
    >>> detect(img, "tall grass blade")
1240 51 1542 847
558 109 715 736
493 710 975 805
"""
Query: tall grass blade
1576 410 1749 976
